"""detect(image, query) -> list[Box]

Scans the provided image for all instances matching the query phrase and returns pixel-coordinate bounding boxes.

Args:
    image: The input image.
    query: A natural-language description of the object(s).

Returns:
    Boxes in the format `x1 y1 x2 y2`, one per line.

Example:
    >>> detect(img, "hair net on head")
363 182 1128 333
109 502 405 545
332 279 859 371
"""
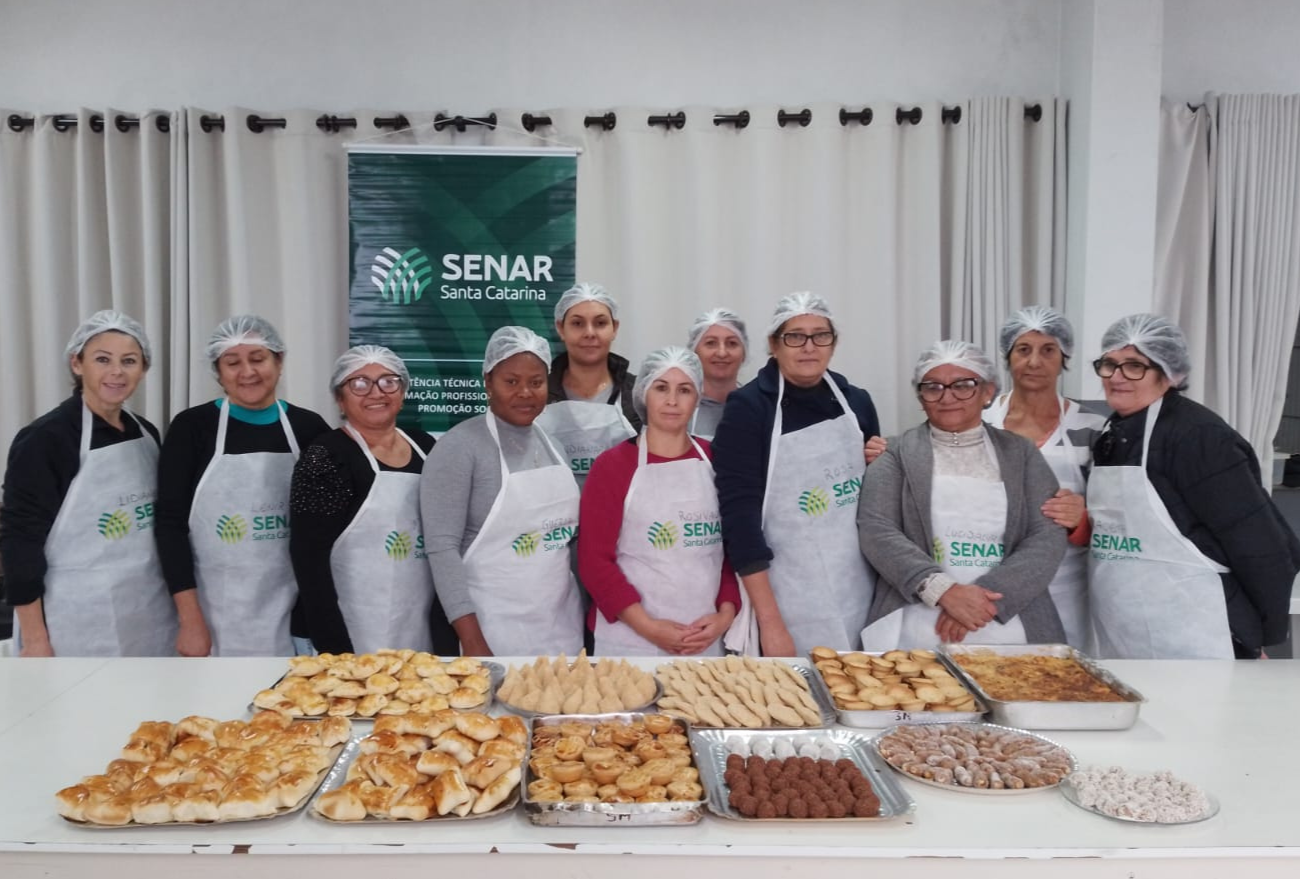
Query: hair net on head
1099 313 1191 386
554 282 619 324
206 314 286 375
687 307 749 359
998 305 1075 359
632 346 704 422
64 310 152 367
913 340 1000 393
766 291 835 337
482 325 552 375
330 345 409 394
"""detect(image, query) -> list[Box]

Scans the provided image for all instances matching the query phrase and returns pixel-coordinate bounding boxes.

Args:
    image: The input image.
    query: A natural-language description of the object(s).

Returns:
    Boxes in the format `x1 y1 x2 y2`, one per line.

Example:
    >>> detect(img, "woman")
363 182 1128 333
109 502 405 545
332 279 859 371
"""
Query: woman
289 346 456 656
713 292 880 656
154 315 330 656
687 307 749 440
859 340 1068 649
579 347 741 655
1 311 176 656
534 282 640 486
422 326 583 656
983 306 1107 648
1088 314 1300 659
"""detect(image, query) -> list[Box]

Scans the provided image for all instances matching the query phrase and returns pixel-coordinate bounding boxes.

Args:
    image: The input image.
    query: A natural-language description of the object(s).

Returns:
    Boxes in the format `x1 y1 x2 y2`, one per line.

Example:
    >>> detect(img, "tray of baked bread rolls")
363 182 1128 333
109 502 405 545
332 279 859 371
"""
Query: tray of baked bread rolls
523 713 705 825
310 710 526 821
251 651 503 719
55 712 351 826
655 656 836 729
809 647 987 727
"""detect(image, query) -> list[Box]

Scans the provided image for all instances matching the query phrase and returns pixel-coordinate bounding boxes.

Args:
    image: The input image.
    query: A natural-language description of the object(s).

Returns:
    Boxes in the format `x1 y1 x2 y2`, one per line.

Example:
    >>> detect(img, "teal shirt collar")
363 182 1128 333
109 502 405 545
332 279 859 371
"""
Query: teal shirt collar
214 398 286 425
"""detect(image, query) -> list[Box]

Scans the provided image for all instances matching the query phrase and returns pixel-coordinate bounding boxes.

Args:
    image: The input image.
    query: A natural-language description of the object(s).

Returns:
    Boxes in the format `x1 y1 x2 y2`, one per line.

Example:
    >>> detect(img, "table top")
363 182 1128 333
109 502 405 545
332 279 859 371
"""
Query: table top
0 655 1296 862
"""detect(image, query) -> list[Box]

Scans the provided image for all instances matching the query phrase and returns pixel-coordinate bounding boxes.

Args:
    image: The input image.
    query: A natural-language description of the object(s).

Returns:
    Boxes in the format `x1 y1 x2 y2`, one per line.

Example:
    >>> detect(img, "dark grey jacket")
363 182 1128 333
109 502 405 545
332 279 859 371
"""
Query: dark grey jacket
858 423 1067 643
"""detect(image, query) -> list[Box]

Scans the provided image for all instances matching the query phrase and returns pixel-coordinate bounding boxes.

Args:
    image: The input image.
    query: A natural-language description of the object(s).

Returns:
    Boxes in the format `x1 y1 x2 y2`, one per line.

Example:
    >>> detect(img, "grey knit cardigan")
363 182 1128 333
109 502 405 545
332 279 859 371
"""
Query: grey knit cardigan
857 422 1068 643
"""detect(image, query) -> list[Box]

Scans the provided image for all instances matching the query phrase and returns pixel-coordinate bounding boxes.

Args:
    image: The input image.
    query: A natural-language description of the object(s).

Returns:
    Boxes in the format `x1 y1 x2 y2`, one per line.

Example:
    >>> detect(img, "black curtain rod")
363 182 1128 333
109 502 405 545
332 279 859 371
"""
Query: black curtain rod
6 113 170 133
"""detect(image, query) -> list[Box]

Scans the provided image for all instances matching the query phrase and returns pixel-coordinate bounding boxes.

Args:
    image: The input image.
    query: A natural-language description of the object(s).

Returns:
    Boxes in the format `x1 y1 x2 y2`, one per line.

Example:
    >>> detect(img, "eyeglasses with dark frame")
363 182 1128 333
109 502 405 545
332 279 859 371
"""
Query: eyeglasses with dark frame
778 330 837 348
1092 358 1157 380
345 374 405 396
916 378 983 403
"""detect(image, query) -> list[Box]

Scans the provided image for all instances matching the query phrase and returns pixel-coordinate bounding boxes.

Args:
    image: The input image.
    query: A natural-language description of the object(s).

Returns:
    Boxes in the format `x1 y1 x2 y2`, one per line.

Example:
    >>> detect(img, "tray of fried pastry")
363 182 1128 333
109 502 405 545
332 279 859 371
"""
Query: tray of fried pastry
55 712 351 826
251 650 502 719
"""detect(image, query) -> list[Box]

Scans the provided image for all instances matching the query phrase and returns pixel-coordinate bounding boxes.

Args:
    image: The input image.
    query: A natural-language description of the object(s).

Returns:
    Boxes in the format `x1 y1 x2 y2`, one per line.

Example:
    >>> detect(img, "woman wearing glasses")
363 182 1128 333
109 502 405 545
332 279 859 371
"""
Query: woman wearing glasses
858 340 1067 650
712 292 880 656
982 307 1107 648
421 327 584 657
289 346 455 655
1087 314 1300 659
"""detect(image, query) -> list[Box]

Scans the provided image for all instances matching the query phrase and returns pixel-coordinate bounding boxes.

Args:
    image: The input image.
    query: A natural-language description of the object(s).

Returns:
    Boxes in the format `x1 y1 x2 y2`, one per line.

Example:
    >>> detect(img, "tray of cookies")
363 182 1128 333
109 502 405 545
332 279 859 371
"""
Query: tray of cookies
55 712 351 826
523 713 705 825
495 652 660 717
655 656 835 729
310 710 526 821
691 728 914 821
873 721 1076 794
251 651 502 719
809 647 986 727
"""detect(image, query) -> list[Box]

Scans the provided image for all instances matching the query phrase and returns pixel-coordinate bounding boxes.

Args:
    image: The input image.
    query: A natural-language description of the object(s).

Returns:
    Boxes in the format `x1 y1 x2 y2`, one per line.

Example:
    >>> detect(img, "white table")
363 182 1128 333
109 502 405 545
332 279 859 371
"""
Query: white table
1 656 1298 879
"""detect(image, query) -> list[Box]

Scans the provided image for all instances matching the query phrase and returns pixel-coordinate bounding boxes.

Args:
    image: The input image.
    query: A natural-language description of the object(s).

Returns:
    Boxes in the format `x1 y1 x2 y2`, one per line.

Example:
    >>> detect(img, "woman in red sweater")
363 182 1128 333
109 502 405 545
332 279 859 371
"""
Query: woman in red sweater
578 347 740 655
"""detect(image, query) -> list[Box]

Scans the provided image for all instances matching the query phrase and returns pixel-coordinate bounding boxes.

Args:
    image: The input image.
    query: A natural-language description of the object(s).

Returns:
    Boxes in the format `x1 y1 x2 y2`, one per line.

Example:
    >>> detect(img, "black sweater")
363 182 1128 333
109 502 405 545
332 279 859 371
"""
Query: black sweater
1 394 161 606
1092 390 1300 652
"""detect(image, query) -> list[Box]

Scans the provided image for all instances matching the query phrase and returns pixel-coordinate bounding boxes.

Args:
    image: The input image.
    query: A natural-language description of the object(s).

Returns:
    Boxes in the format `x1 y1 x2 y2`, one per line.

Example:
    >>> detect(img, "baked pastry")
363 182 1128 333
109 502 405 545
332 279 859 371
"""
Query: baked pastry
472 766 521 814
317 784 367 821
432 769 473 816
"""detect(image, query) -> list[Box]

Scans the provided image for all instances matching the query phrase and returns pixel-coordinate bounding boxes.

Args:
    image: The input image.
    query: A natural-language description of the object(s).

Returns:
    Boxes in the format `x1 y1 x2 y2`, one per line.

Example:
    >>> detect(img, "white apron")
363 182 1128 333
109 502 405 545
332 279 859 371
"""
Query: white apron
188 400 300 656
728 374 875 656
461 416 584 655
1086 397 1232 659
23 404 176 656
594 433 726 656
861 431 1027 650
328 426 434 654
534 397 635 486
985 395 1091 647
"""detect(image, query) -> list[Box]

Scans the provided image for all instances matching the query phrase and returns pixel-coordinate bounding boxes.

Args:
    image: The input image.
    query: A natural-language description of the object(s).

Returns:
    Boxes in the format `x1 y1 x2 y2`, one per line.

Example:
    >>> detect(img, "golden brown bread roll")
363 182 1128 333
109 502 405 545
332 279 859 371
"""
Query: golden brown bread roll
316 784 367 821
84 794 134 825
432 769 473 816
414 751 460 778
454 712 501 743
471 766 520 814
54 785 91 821
497 715 528 747
171 789 221 823
463 755 513 789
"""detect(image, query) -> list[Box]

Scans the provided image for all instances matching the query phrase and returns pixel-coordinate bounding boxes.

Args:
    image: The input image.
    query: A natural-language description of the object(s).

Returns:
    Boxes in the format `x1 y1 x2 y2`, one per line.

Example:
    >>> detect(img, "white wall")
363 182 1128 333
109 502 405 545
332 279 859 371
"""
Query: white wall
0 0 1063 111
1163 0 1300 101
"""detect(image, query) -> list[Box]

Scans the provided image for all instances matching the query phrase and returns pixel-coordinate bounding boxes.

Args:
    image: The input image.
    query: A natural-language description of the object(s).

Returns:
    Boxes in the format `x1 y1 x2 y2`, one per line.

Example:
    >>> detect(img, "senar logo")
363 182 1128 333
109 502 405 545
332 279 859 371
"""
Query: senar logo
932 536 945 565
511 531 542 557
797 487 830 517
215 514 248 544
97 509 132 540
385 530 414 560
646 521 679 550
372 246 433 305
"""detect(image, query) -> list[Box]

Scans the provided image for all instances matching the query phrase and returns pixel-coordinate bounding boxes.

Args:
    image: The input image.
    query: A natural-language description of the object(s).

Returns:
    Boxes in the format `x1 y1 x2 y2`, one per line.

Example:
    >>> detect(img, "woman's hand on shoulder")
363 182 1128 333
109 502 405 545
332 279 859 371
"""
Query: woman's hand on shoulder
864 435 888 465
1041 488 1085 530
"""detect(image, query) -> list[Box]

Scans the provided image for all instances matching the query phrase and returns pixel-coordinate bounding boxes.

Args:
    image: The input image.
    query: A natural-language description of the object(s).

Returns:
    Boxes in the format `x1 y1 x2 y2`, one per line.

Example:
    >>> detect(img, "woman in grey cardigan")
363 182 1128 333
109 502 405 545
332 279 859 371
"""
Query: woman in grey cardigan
859 340 1067 649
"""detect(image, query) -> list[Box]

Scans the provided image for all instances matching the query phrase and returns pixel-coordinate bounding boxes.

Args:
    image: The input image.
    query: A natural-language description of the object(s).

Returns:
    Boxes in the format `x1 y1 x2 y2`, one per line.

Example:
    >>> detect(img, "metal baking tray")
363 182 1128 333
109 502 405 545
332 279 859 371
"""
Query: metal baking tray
872 721 1077 795
62 742 345 827
497 676 662 720
809 651 987 728
692 727 915 821
308 734 519 822
656 658 837 729
938 644 1145 730
250 660 503 720
523 712 703 826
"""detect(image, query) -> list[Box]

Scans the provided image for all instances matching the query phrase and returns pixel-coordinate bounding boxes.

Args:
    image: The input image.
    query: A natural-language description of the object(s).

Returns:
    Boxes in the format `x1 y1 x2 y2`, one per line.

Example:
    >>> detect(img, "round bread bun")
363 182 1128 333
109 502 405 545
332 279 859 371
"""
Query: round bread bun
810 646 840 661
548 761 586 784
642 714 674 735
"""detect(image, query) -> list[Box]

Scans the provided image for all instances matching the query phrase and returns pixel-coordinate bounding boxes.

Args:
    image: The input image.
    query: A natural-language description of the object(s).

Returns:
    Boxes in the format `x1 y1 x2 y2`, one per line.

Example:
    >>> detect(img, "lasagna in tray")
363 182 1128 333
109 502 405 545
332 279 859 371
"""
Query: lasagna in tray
950 654 1128 703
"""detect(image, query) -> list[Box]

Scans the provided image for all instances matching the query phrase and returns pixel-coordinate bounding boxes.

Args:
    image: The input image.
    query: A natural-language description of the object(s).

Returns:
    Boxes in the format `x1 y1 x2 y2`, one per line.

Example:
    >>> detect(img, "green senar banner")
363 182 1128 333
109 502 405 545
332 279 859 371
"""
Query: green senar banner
346 145 577 433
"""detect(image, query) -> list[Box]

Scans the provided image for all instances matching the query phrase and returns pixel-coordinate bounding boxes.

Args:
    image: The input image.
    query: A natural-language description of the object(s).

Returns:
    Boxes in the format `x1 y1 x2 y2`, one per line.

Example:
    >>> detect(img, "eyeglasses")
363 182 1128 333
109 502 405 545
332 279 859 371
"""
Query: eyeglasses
1092 358 1156 380
345 374 404 396
778 331 836 348
917 378 982 403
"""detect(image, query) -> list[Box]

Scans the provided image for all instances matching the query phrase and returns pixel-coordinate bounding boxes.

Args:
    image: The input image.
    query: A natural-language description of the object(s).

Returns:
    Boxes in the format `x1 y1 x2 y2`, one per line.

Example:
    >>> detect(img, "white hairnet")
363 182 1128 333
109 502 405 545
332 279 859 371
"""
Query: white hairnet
632 346 703 421
687 307 749 359
1099 313 1191 387
554 282 619 324
998 305 1074 358
206 314 286 375
483 325 552 374
766 291 835 337
64 310 152 367
913 340 1000 393
330 345 409 393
